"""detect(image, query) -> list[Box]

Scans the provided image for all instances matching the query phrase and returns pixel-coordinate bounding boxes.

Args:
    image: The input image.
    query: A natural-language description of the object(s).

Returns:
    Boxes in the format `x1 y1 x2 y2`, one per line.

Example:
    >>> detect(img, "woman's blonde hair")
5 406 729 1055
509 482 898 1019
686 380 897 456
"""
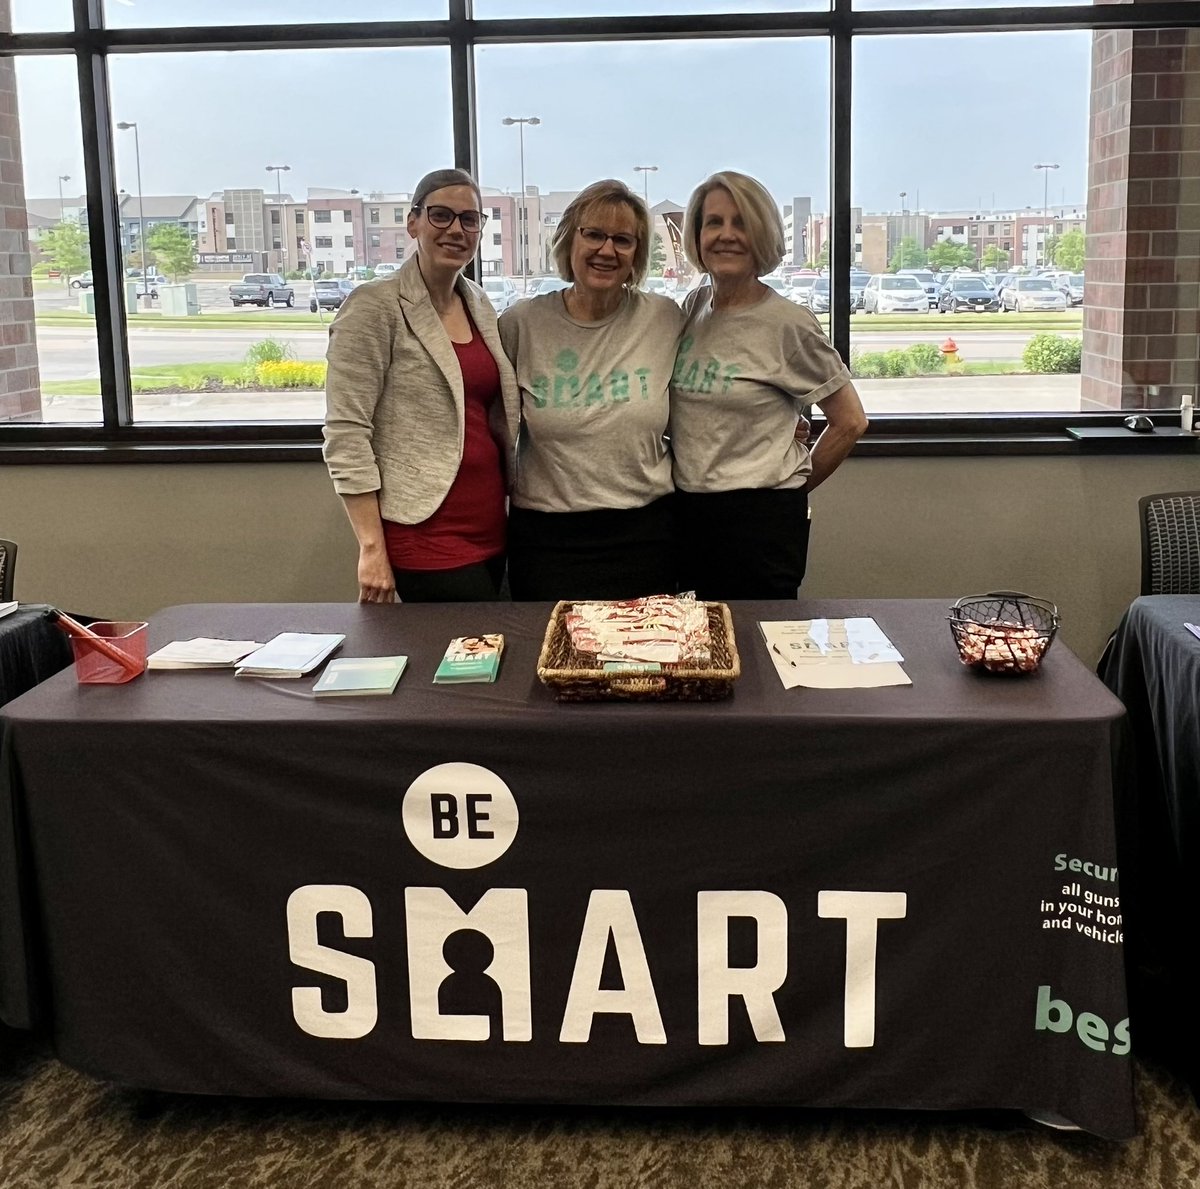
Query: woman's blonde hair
683 171 786 278
551 179 652 288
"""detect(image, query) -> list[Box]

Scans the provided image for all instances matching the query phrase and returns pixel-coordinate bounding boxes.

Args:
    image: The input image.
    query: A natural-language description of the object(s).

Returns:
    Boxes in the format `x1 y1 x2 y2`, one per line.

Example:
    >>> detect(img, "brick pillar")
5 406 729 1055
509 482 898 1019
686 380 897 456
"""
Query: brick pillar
0 4 42 423
1083 17 1200 410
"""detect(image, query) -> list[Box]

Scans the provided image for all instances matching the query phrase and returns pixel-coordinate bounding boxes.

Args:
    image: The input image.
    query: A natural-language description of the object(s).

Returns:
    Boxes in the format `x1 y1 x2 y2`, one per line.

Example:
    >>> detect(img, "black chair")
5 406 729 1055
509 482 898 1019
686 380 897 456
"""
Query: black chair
1140 492 1200 595
0 538 15 602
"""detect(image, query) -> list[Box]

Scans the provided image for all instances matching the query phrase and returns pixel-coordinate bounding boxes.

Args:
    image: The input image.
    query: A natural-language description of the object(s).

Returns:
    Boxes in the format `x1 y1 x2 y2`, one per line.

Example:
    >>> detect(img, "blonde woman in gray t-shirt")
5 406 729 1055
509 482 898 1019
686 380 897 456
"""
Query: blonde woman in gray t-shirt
498 179 684 600
670 171 869 599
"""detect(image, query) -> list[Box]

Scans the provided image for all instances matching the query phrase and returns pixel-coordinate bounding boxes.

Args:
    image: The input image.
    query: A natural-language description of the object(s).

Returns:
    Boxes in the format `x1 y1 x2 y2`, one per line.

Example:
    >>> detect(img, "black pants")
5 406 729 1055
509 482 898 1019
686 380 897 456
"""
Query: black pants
508 495 676 601
675 487 810 601
392 554 506 603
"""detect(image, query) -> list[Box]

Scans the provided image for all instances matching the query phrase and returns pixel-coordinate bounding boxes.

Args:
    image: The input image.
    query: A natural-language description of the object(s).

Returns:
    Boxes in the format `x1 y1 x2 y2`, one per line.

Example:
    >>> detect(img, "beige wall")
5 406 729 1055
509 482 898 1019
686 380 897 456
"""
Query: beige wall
2 455 1197 665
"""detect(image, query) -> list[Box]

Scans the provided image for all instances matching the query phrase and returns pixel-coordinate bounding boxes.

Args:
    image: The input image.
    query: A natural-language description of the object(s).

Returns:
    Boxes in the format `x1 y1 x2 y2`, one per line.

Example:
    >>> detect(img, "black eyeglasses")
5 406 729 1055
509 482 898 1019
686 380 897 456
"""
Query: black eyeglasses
417 204 488 233
578 226 638 253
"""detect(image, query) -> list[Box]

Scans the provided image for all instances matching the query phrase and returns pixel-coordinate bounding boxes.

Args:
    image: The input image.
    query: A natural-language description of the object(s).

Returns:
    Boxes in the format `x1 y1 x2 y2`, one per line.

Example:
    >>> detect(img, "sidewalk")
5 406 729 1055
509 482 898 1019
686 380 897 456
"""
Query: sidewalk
39 374 1085 422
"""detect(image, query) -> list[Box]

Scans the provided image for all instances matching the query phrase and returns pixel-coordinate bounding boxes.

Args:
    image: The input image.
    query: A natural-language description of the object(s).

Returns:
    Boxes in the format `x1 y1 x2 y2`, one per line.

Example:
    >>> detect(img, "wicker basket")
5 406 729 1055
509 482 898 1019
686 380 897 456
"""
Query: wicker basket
536 600 740 702
947 591 1060 675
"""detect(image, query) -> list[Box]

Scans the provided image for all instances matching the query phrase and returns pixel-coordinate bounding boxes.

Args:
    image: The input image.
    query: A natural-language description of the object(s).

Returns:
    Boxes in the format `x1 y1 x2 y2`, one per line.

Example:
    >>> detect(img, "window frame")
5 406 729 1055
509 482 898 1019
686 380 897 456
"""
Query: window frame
1 1 1197 461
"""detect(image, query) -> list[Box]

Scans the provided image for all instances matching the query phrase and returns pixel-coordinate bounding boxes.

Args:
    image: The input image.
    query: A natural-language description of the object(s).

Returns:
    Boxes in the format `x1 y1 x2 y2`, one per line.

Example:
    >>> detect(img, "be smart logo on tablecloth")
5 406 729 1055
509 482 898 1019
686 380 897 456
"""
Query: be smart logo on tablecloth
401 762 519 869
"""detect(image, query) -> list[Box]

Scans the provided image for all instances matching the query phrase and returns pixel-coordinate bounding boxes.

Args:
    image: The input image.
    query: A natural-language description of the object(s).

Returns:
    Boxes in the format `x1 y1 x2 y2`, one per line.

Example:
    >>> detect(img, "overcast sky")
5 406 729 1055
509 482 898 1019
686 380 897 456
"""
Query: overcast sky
12 1 1093 216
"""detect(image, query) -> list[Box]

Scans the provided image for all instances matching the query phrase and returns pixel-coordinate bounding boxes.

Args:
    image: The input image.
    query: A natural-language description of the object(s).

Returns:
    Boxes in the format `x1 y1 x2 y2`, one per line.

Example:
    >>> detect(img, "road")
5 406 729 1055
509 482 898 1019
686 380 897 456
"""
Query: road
33 324 1075 382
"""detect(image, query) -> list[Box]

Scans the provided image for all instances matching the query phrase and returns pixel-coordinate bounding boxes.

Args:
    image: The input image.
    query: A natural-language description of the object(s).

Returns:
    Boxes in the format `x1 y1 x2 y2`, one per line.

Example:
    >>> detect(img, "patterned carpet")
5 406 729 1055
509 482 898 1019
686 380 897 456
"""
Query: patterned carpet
2 1031 1198 1189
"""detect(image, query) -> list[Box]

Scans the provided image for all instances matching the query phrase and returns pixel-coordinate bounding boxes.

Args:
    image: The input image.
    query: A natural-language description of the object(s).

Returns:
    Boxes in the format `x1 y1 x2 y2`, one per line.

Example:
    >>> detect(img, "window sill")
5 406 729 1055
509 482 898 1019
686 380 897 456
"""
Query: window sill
1 417 1196 464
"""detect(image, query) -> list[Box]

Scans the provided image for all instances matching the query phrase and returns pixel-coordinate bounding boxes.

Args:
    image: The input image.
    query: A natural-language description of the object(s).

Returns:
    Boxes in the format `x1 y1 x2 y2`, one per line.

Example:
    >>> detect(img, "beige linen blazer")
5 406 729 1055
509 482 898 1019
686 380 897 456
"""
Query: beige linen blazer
322 254 520 525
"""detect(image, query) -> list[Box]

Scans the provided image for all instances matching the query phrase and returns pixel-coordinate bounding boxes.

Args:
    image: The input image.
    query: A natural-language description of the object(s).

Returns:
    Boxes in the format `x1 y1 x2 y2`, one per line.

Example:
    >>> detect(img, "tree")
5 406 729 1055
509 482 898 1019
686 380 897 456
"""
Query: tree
41 220 90 280
812 242 829 270
928 240 976 270
146 223 196 281
1042 234 1059 267
649 232 666 276
888 236 926 272
1054 228 1085 272
980 245 1010 271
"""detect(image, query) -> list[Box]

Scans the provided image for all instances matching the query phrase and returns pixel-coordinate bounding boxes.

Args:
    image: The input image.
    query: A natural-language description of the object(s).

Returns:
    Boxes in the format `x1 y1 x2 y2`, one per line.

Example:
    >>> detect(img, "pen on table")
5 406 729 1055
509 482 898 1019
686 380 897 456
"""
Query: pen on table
772 643 798 668
1185 623 1200 643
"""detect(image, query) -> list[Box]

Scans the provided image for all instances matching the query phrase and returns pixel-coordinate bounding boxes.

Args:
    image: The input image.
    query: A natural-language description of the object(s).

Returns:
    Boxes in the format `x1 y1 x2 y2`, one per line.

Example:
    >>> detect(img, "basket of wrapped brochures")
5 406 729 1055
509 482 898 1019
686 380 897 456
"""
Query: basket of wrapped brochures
536 595 740 702
947 591 1059 675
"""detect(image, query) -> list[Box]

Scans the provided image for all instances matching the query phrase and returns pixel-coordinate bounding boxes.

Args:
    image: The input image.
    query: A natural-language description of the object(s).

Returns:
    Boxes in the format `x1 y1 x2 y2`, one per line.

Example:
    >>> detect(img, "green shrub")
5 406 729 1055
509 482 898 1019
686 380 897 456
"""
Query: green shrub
851 351 886 379
851 343 948 379
905 343 946 374
254 360 327 389
1023 333 1081 374
244 338 295 367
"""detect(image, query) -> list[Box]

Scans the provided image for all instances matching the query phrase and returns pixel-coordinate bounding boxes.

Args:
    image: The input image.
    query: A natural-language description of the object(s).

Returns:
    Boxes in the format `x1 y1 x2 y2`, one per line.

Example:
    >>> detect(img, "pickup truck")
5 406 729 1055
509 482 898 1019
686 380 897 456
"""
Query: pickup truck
229 273 295 308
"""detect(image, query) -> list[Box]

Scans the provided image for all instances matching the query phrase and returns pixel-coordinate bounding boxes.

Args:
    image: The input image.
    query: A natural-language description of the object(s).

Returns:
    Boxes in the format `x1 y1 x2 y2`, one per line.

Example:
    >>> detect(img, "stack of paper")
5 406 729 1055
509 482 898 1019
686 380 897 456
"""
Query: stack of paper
759 619 911 689
312 656 408 697
235 633 345 679
0 601 17 620
433 635 504 684
147 638 263 670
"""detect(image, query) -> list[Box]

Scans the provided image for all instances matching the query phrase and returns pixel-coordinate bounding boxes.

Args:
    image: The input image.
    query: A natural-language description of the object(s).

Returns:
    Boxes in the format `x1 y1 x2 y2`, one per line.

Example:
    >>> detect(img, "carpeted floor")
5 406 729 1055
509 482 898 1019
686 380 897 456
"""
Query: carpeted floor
1 1032 1198 1189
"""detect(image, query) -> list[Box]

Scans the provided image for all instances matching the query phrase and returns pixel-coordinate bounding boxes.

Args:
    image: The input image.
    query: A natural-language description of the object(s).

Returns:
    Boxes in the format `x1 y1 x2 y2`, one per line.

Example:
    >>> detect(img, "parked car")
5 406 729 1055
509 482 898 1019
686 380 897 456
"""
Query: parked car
229 273 295 308
862 274 929 314
482 276 520 313
1061 273 1085 306
1001 276 1068 313
641 276 676 299
787 274 819 305
848 272 870 310
528 275 571 296
897 268 939 308
373 262 401 278
762 276 791 299
938 276 1000 313
69 271 93 289
308 278 356 313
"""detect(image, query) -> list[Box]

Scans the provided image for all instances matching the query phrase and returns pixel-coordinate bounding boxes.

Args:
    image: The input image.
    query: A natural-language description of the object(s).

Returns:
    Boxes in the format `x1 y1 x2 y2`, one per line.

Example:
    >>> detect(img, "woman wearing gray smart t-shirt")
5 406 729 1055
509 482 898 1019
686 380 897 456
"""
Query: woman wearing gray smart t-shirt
499 179 683 600
670 171 869 599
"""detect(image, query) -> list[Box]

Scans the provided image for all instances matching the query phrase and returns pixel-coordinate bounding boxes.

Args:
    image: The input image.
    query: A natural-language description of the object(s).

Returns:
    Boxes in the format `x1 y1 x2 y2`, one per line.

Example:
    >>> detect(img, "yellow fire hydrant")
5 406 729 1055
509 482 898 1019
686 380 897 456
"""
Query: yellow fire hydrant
941 336 962 374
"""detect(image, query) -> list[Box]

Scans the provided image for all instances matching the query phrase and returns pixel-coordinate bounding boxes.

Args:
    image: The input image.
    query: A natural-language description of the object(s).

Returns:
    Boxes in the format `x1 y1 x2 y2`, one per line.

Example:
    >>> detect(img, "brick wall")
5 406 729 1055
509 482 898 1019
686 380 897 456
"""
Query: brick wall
1083 13 1200 410
0 4 43 423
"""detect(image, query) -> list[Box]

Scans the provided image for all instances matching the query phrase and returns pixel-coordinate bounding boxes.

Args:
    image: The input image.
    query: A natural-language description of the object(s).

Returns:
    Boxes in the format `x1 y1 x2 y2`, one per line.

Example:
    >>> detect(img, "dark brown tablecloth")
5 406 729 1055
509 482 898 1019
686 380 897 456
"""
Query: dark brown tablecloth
0 600 1135 1138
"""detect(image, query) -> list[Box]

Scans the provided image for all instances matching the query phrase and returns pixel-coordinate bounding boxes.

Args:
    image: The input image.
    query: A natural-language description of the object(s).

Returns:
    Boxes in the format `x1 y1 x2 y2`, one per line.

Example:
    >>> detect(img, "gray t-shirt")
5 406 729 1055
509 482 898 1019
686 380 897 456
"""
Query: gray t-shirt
499 289 684 513
670 285 852 493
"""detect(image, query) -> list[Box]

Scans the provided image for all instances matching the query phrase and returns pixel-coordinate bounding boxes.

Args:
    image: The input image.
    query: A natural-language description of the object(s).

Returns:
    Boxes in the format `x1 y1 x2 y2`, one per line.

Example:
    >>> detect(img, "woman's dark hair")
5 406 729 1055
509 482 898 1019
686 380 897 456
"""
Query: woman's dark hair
412 168 482 211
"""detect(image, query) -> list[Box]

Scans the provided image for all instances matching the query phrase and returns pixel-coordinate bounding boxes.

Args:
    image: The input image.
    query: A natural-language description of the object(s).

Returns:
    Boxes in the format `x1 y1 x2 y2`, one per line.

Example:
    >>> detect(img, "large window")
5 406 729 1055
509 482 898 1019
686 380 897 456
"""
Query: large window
9 56 100 424
476 37 828 293
2 3 1198 446
103 47 450 424
850 31 1090 414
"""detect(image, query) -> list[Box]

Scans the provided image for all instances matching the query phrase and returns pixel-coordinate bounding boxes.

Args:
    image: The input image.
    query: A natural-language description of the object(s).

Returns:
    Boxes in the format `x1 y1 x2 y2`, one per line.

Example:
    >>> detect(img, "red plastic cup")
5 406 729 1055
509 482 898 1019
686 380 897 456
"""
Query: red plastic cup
70 621 149 684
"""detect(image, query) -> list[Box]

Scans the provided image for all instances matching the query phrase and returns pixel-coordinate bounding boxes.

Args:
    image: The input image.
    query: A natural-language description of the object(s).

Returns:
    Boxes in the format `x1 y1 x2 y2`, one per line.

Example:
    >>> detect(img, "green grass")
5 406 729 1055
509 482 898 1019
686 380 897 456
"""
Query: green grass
815 313 1082 332
44 362 257 397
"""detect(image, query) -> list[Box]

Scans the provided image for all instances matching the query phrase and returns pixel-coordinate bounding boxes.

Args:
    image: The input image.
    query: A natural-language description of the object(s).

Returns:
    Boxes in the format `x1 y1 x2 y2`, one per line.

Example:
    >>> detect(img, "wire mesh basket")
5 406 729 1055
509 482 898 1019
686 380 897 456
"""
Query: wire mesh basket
947 591 1060 675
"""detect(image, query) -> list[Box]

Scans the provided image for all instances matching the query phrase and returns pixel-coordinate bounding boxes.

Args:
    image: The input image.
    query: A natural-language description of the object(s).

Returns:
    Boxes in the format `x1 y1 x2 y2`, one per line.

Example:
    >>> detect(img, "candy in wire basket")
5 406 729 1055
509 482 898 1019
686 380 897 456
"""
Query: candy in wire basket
947 591 1060 675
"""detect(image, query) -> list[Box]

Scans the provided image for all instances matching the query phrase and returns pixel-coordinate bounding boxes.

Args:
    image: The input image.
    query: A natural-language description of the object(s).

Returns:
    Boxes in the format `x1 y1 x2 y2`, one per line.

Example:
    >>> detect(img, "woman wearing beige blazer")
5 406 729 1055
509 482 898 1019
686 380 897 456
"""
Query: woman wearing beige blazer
323 168 520 602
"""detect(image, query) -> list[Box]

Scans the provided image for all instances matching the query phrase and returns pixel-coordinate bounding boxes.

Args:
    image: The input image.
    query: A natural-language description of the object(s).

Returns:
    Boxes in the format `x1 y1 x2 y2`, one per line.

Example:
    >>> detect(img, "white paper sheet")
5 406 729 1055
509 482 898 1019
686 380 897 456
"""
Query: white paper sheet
759 619 911 689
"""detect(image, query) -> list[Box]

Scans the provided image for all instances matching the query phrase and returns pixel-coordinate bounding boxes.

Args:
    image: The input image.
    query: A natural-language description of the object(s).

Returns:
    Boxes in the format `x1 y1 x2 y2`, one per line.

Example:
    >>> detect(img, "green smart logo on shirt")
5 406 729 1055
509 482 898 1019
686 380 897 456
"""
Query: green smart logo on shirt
672 335 743 395
528 349 654 410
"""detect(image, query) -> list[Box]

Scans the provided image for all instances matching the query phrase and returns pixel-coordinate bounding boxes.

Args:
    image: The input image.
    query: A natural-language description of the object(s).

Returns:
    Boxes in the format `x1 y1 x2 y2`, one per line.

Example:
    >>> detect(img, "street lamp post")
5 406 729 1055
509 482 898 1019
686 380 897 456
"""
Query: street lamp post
56 174 70 224
633 164 658 209
1033 163 1059 268
116 121 148 304
898 192 907 269
266 164 291 272
502 116 540 291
